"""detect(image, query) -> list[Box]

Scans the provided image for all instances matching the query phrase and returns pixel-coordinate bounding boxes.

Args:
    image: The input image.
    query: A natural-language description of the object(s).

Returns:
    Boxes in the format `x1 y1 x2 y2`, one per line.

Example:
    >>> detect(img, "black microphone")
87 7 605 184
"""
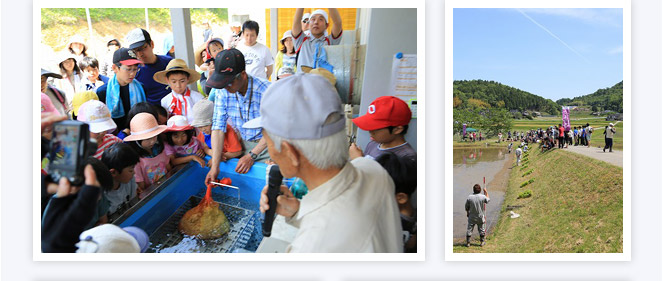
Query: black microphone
262 165 283 237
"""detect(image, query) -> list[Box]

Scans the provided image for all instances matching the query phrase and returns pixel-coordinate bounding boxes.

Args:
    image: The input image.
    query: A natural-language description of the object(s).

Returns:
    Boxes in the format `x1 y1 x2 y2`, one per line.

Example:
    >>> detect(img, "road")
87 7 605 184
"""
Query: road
564 145 623 167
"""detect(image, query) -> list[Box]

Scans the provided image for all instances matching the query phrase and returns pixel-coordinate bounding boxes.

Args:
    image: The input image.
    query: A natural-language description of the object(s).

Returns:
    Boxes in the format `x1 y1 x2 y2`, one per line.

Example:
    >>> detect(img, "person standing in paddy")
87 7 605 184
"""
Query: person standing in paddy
465 183 490 247
125 28 173 106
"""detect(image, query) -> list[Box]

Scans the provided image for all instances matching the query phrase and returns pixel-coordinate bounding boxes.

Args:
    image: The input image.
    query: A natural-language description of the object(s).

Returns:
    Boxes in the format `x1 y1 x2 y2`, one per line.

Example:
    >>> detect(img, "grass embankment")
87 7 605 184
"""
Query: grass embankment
512 119 623 151
452 139 510 148
41 8 228 54
453 147 623 253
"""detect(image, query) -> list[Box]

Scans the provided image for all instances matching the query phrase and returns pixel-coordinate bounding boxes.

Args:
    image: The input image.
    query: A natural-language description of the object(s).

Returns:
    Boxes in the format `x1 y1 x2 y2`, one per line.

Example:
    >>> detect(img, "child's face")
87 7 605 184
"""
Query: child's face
90 131 105 144
157 114 168 125
70 43 84 55
83 66 99 82
243 29 257 46
209 42 223 59
114 64 139 86
108 44 119 52
171 131 189 146
41 76 48 93
197 125 212 135
167 73 190 95
116 164 136 185
62 59 75 72
369 127 397 144
140 136 158 150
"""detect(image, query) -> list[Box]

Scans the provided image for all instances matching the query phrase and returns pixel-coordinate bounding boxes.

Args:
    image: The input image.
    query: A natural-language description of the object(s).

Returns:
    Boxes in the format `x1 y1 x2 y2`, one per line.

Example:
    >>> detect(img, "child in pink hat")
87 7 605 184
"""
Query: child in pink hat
163 115 212 167
124 112 170 194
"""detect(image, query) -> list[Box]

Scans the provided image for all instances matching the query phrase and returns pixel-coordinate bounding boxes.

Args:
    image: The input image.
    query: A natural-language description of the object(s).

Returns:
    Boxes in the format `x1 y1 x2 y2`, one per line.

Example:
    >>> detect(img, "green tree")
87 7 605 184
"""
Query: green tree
481 108 513 137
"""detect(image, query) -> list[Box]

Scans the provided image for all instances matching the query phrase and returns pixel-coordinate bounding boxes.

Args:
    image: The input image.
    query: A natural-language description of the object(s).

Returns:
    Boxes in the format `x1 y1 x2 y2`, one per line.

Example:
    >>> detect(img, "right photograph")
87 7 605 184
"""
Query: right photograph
446 2 630 258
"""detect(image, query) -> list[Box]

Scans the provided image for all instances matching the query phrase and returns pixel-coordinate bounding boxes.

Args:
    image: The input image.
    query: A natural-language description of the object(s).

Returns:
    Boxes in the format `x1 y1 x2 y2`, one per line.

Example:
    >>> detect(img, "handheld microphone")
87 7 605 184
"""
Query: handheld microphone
262 165 283 237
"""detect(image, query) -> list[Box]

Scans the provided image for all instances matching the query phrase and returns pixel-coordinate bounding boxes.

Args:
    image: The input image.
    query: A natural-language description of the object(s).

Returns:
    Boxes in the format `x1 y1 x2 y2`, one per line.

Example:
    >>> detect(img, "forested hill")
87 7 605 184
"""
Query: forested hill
556 81 623 113
453 80 560 115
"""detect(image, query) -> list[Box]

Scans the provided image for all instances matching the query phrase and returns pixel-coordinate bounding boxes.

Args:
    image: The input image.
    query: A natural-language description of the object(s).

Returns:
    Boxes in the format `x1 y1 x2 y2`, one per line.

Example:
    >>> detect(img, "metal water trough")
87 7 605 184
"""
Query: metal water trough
114 158 268 253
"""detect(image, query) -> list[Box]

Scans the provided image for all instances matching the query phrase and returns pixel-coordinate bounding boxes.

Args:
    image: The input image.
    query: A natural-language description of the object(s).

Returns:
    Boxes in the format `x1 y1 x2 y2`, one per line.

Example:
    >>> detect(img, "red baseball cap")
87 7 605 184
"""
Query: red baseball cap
352 96 411 131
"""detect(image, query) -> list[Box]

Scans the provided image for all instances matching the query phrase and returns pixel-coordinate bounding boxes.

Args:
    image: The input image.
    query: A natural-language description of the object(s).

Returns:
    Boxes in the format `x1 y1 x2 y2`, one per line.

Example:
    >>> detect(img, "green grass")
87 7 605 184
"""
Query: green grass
41 8 228 30
518 190 532 199
454 147 623 253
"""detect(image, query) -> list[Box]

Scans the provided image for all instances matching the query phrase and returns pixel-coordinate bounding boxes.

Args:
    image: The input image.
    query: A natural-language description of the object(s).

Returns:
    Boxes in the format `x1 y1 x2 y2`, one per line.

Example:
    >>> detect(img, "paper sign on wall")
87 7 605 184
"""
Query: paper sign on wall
390 53 417 116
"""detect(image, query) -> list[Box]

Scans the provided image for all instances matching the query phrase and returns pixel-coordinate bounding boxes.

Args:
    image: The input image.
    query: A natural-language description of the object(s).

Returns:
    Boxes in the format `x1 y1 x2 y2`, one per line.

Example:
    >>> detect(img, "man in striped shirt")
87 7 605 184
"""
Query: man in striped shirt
77 100 122 159
205 49 271 182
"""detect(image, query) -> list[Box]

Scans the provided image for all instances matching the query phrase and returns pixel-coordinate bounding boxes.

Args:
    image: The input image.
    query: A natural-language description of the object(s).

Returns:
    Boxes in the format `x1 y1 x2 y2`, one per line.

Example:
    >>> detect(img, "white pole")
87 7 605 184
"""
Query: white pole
85 8 94 57
145 8 150 31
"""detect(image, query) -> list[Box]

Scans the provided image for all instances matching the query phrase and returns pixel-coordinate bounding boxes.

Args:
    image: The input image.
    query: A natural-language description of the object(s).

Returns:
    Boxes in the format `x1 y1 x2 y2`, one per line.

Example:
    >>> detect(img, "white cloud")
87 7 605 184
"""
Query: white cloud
516 9 590 63
517 8 622 28
607 46 623 55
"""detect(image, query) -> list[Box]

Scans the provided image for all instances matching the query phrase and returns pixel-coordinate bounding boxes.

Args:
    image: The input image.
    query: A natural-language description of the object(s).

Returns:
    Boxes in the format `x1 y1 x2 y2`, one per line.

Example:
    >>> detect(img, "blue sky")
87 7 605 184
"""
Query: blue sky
453 8 623 102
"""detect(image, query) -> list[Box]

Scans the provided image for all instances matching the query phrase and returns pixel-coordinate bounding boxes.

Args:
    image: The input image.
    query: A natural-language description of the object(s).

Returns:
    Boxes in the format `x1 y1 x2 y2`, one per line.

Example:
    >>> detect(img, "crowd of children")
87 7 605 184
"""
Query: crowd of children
40 11 418 253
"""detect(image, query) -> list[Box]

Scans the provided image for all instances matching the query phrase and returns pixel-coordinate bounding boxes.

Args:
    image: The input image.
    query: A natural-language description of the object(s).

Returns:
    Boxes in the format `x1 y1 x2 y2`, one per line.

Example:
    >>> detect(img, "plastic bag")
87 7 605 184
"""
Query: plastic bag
178 179 231 239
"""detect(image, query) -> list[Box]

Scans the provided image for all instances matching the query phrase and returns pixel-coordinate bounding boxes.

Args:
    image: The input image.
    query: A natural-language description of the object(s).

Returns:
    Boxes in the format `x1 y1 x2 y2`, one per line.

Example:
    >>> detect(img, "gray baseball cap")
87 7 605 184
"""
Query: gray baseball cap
243 73 345 140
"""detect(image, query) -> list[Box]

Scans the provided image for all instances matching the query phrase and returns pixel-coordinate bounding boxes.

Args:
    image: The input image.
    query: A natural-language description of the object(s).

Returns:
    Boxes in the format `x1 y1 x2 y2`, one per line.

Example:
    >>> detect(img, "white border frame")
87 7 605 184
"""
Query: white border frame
445 0 631 261
34 0 426 261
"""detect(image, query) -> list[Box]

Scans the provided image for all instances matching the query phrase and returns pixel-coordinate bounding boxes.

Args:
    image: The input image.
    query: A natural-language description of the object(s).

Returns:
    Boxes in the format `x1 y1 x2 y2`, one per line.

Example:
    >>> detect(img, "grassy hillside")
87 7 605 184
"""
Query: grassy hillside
40 8 228 67
454 148 623 253
453 80 561 115
556 81 623 113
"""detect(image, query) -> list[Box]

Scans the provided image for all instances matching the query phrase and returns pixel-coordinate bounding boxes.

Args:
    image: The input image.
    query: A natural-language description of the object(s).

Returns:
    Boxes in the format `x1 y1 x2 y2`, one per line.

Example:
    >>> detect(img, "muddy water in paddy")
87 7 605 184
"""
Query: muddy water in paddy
453 147 512 239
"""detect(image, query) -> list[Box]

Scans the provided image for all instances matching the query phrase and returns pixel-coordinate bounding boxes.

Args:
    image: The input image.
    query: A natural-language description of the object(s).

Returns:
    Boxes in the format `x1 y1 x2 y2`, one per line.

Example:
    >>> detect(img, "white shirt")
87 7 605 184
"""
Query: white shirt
285 157 403 253
236 42 274 80
54 73 84 109
160 89 205 124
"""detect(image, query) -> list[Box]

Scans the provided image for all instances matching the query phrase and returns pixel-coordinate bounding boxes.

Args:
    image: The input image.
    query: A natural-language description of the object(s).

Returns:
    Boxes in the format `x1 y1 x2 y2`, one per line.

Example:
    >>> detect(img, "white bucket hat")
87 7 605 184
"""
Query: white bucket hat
76 224 149 253
77 100 117 134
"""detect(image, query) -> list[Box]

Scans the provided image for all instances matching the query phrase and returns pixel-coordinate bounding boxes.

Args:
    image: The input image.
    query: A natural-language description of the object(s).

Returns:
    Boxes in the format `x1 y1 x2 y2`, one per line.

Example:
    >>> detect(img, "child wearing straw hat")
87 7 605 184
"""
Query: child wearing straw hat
154 59 204 124
124 113 171 194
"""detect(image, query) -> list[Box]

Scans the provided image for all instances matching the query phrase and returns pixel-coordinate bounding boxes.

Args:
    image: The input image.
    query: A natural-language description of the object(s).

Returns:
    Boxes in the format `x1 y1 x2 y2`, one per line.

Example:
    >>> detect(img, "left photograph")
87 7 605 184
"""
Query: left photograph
37 7 421 257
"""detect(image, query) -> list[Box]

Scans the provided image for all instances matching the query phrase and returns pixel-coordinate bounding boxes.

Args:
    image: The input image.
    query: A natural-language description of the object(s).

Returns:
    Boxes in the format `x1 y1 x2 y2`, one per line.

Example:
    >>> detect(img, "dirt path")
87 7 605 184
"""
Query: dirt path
564 145 623 167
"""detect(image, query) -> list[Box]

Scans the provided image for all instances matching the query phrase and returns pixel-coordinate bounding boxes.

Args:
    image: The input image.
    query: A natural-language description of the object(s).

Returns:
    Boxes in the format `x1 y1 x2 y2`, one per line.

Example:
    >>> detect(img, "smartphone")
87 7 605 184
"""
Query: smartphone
48 121 95 186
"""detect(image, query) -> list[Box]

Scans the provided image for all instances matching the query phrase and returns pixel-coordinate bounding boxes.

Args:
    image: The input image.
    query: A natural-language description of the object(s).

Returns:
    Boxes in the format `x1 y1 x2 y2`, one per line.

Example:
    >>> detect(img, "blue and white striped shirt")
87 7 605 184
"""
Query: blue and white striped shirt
211 76 271 142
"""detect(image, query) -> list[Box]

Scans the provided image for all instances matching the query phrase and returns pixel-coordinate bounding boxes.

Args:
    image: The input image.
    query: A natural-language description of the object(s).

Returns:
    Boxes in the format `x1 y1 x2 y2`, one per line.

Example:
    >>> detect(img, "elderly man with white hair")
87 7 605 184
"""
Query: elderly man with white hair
247 73 403 253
